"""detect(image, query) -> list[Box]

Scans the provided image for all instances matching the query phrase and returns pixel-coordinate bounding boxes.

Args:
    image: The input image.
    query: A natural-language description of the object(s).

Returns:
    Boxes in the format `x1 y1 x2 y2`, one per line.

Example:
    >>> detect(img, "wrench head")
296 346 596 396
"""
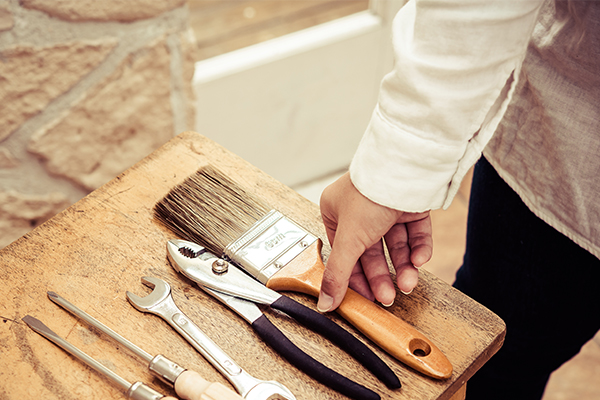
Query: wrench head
126 276 171 312
244 381 296 400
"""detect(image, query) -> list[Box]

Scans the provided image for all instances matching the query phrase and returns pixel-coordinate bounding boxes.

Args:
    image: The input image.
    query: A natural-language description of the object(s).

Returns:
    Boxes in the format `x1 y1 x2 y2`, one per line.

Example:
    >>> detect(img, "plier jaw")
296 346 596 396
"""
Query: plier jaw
166 239 212 274
166 239 279 306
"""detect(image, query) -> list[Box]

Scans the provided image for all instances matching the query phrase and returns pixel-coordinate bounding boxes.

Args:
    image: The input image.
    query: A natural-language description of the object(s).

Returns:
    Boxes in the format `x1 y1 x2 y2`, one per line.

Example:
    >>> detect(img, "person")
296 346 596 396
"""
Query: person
316 0 600 399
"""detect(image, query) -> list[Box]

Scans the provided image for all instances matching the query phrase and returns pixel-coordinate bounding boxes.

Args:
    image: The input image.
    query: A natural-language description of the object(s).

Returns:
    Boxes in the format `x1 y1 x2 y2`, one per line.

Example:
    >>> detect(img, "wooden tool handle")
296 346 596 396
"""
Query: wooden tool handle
266 240 453 380
337 289 452 379
174 370 244 400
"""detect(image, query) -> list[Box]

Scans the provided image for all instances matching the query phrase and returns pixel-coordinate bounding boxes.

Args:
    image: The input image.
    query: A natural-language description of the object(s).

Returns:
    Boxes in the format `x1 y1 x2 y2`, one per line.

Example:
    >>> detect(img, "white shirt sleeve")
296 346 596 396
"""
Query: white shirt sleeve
349 0 544 212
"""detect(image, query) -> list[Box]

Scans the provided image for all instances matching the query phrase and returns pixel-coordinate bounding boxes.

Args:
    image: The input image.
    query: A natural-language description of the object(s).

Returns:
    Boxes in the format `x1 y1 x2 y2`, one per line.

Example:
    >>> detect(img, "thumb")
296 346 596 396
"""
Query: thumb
317 223 366 312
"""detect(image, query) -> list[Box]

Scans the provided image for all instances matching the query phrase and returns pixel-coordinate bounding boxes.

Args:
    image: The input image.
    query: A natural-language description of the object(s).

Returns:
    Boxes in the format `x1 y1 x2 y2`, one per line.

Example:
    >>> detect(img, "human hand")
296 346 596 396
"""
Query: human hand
317 172 433 312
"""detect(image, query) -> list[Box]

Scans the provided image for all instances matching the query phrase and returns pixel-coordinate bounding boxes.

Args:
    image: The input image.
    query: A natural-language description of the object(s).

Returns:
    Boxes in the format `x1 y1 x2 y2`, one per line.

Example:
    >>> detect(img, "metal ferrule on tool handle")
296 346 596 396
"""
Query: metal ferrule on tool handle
148 354 186 386
224 210 317 285
127 382 165 400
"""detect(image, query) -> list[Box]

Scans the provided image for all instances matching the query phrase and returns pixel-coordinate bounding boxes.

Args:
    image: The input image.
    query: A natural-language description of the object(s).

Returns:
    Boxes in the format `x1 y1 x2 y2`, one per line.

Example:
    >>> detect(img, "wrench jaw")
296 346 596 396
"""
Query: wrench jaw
126 276 171 313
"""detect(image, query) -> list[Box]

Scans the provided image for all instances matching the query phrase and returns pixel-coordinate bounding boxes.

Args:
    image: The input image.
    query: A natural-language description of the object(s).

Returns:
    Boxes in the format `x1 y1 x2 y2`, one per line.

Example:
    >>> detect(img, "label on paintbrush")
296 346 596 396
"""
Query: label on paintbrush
224 210 317 284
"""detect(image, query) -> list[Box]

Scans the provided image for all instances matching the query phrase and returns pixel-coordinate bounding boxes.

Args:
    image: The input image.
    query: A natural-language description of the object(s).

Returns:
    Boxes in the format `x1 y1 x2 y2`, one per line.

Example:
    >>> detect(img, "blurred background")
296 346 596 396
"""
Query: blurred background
0 1 597 398
0 0 399 247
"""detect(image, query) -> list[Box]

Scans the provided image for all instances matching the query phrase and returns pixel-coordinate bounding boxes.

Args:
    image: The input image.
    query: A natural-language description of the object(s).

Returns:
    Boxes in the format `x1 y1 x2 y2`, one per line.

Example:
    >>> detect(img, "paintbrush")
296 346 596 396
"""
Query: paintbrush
154 167 453 380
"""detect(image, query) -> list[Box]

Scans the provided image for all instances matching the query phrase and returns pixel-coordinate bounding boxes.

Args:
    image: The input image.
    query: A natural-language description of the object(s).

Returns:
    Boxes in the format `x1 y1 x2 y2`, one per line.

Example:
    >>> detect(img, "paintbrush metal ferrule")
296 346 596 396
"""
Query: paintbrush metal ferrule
224 210 317 284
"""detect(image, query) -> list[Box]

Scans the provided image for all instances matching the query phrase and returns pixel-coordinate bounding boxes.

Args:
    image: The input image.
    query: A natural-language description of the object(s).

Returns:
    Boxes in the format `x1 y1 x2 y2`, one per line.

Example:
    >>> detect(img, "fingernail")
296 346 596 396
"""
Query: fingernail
400 288 413 295
382 299 394 307
317 293 334 312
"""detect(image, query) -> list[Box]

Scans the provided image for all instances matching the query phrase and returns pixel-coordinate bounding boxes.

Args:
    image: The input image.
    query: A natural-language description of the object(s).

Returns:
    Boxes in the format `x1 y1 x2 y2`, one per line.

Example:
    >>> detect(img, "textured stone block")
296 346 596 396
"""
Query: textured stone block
0 41 116 141
0 4 13 31
0 190 70 248
21 0 186 22
180 29 198 130
29 38 174 191
0 147 18 168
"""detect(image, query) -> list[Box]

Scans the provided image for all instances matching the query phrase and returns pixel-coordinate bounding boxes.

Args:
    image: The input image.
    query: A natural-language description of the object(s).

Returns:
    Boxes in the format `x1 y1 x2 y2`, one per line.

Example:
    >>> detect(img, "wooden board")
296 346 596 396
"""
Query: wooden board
0 132 505 400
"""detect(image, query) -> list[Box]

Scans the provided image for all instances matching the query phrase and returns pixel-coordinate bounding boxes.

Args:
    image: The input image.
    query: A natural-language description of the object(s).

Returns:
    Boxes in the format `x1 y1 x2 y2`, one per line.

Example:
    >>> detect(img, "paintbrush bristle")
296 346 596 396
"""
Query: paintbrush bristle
154 167 270 254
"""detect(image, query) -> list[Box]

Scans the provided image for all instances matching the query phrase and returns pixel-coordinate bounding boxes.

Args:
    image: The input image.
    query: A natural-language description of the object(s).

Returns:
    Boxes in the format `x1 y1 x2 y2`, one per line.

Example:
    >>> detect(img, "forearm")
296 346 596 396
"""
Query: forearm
351 0 544 211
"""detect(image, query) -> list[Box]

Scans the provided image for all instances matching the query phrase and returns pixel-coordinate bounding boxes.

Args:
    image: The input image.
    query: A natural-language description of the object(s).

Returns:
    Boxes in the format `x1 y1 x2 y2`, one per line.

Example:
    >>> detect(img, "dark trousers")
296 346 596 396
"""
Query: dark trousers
453 157 600 400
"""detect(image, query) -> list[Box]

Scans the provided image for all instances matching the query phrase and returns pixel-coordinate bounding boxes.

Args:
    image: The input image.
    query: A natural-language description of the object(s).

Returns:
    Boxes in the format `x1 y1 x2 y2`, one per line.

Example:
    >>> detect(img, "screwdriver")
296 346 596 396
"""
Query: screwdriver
46 291 242 400
23 315 177 400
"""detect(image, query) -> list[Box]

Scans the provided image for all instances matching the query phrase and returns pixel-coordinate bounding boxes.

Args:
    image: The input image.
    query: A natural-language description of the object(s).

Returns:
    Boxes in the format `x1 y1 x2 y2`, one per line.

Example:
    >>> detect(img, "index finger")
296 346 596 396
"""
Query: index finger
318 218 373 312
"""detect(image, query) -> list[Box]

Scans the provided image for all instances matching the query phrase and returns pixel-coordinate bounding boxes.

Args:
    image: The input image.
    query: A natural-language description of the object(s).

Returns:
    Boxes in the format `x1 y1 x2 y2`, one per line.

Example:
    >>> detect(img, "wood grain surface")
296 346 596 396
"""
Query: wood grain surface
0 132 505 400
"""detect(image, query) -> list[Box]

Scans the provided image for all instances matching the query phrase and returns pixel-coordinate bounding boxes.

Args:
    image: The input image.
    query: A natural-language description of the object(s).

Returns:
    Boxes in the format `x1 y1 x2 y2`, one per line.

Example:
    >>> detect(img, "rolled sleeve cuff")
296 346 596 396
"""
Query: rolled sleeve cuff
349 105 468 212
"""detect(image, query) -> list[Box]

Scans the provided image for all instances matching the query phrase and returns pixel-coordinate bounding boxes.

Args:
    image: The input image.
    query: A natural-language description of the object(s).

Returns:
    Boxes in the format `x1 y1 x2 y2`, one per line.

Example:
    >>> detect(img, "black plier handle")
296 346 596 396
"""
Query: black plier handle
167 239 401 398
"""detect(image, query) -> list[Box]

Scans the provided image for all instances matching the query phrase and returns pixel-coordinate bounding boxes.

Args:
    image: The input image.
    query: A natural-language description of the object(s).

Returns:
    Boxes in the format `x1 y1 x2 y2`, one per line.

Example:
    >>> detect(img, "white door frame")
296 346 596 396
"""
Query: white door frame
193 0 406 187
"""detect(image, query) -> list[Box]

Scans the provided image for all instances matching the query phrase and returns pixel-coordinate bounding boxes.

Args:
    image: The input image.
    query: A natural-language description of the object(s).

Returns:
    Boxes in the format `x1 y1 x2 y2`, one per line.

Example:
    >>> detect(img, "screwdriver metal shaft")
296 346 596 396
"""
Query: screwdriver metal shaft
47 291 185 385
22 315 166 400
46 291 245 400
47 291 153 362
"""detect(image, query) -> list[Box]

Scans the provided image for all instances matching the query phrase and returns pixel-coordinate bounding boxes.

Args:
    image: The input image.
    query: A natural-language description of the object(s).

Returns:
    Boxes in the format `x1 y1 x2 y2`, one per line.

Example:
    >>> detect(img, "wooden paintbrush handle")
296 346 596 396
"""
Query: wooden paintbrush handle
266 240 453 380
337 289 453 379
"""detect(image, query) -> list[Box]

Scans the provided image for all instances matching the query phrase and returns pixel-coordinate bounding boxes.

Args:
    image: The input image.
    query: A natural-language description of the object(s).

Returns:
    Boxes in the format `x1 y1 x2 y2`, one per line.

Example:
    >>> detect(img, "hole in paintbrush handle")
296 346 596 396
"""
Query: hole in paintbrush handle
409 338 432 357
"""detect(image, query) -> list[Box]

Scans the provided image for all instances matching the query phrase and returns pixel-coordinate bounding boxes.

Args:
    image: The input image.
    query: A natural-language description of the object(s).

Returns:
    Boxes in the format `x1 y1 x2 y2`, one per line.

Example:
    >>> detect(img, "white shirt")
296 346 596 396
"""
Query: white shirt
350 0 543 211
350 0 600 259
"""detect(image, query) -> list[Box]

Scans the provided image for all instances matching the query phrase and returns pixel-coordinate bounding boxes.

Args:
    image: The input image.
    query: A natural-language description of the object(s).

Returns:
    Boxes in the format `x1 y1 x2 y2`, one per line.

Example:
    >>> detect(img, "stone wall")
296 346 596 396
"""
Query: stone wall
0 0 196 248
